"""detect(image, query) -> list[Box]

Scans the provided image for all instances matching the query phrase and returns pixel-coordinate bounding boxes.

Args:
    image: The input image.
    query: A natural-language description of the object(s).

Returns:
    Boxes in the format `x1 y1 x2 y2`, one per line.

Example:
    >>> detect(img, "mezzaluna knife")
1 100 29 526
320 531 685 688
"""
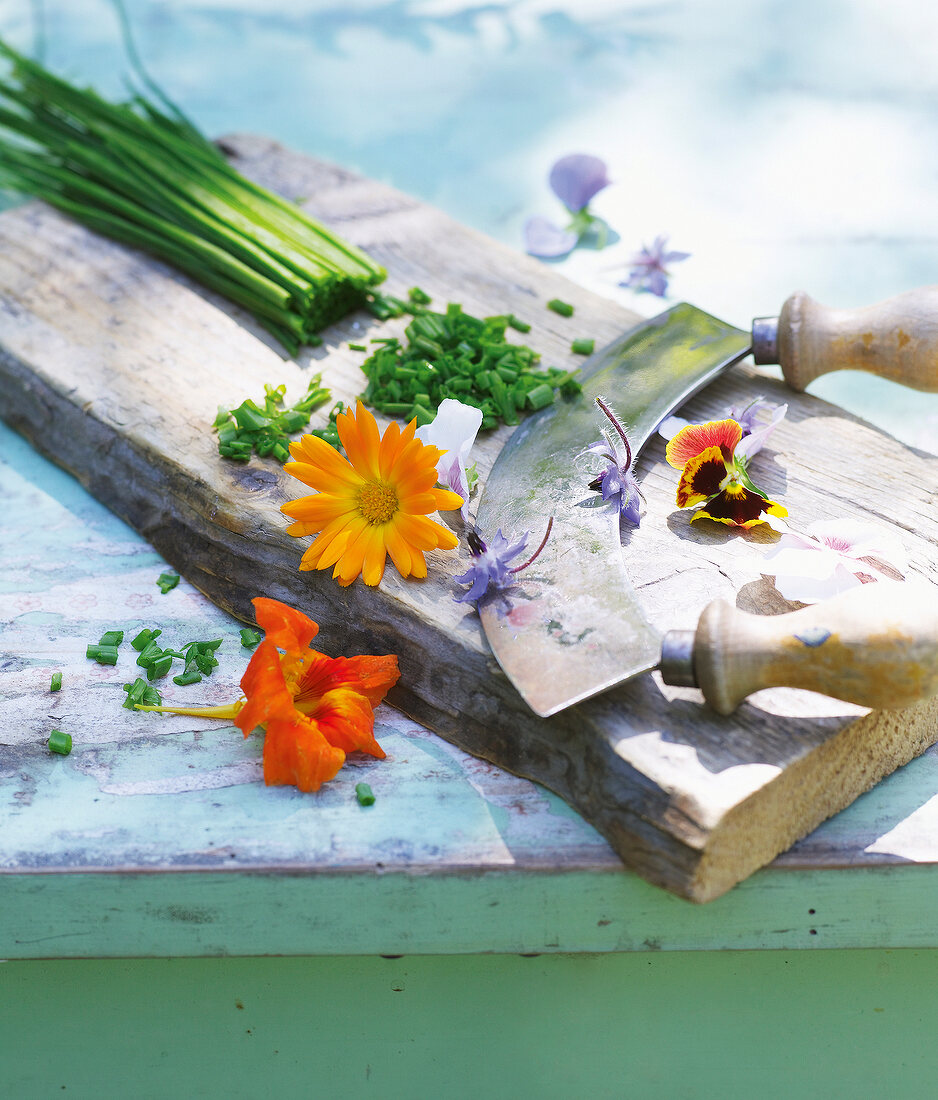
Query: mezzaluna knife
475 288 938 718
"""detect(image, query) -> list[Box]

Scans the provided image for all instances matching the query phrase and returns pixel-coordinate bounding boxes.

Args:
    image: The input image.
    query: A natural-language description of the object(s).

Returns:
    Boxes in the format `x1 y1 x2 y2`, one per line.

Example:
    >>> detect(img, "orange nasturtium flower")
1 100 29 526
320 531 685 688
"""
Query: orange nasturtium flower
281 401 464 587
138 598 400 792
665 418 787 529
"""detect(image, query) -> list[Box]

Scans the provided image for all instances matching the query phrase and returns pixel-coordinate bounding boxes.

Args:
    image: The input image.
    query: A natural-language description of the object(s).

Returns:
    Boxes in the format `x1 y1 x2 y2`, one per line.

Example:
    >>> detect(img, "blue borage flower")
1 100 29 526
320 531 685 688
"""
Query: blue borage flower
454 520 554 605
581 397 642 526
619 234 690 297
523 154 612 259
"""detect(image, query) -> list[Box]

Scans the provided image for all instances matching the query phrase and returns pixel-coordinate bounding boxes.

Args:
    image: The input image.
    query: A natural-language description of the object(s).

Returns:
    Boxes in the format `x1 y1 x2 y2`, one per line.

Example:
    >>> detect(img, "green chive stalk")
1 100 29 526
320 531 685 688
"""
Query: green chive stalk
0 39 386 353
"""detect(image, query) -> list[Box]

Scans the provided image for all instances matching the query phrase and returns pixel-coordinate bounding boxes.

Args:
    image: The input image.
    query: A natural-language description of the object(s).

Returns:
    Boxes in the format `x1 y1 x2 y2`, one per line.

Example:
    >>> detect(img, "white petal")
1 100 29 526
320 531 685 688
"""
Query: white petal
763 545 842 581
771 563 863 604
416 398 483 464
657 415 690 440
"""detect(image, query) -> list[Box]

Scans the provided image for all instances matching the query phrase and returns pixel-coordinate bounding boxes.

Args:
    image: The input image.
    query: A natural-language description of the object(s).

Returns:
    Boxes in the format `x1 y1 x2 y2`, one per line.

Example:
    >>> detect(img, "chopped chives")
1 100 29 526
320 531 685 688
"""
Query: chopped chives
358 301 581 430
355 782 376 806
240 628 262 649
508 314 531 333
146 655 174 681
571 338 595 356
547 298 574 317
215 374 331 465
86 643 119 665
408 286 432 305
98 630 125 647
132 628 161 651
50 671 62 692
172 669 203 686
348 342 367 352
156 572 180 594
48 729 72 755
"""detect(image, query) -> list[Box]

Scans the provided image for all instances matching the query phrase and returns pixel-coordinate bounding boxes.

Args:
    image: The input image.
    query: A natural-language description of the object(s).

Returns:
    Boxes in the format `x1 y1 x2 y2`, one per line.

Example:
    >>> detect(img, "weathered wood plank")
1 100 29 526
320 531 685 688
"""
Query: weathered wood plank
1 133 937 901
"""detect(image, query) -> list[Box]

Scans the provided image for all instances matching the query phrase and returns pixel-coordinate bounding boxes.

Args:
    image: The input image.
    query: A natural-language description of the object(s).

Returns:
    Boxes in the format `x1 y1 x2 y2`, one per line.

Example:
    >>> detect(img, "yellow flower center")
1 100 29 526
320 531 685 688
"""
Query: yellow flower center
358 480 399 525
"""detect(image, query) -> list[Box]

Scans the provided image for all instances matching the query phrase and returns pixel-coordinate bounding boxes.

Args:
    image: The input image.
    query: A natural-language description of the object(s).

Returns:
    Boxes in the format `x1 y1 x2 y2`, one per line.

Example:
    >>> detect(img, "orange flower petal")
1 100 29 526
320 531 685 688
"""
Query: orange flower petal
666 419 742 469
337 402 381 481
236 640 296 735
383 522 415 577
394 512 459 551
361 525 390 587
282 459 362 495
304 688 385 757
281 492 353 528
262 715 347 792
675 446 728 508
288 434 361 484
252 597 319 651
378 418 403 479
299 515 363 571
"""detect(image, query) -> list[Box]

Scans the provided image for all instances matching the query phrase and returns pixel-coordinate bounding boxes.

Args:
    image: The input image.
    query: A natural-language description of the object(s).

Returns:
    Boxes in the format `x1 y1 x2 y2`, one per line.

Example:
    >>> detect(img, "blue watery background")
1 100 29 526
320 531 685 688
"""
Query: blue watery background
1 0 937 452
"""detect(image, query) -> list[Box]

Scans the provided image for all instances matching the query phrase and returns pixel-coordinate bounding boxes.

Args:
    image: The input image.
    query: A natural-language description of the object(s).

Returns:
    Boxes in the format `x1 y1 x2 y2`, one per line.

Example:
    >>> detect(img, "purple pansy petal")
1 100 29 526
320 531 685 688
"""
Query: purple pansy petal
734 403 787 461
523 215 578 258
548 154 610 212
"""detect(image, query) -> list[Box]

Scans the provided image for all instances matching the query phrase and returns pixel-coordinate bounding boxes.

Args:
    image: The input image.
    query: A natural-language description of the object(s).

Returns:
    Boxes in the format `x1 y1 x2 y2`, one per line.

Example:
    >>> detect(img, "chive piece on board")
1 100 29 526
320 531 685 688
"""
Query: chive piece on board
348 343 367 352
507 314 531 333
571 338 595 356
240 628 262 649
98 630 125 647
50 671 62 692
48 729 72 756
355 782 376 807
157 572 180 594
547 298 574 317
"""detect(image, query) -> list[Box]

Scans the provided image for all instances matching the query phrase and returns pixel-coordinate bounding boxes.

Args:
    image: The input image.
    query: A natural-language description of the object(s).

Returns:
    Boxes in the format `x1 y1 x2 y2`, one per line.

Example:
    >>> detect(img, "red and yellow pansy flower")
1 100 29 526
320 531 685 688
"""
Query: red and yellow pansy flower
664 418 787 528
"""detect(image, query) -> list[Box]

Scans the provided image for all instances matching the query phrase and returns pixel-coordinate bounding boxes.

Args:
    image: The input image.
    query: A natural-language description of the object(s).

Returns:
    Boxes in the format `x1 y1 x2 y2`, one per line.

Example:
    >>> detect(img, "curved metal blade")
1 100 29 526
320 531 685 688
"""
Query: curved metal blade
476 303 750 716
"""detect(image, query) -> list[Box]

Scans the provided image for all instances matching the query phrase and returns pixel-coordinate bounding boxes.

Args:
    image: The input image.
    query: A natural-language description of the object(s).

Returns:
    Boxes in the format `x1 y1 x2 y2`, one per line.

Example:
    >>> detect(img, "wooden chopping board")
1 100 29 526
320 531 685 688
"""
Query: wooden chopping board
1 132 937 903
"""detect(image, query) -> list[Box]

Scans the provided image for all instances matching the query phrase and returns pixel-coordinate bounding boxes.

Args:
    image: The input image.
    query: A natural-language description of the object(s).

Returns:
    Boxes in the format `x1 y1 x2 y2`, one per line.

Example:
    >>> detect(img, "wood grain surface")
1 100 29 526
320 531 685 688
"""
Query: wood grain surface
1 133 937 901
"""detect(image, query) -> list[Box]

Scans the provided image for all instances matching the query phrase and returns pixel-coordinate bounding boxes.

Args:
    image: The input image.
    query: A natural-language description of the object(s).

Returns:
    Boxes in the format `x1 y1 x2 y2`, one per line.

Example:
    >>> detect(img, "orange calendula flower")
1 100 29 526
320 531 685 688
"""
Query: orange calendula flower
138 597 400 793
665 418 787 529
282 401 464 587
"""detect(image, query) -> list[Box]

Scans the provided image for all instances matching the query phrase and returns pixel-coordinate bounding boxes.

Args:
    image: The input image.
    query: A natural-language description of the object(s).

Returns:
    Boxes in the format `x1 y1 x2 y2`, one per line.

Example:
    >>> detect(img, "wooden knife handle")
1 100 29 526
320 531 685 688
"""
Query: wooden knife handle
772 286 938 392
687 581 938 716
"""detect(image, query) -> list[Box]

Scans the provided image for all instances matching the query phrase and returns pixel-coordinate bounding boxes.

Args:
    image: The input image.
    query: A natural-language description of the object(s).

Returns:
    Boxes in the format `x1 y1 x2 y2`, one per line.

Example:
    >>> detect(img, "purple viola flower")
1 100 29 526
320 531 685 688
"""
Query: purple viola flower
582 397 642 526
620 234 690 297
454 521 554 605
524 154 612 259
548 154 610 213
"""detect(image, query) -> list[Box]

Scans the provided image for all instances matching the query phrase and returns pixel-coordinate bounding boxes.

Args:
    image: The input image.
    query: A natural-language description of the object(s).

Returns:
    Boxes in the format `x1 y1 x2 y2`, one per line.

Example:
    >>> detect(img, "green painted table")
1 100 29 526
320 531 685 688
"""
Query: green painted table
3 408 938 1097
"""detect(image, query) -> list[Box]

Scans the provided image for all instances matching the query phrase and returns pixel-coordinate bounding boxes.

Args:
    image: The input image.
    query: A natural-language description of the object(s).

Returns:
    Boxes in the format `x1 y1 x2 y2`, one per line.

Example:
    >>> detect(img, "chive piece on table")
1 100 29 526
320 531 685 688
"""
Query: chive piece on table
173 669 203 687
50 671 62 692
98 630 124 647
156 572 180 594
355 782 376 807
240 628 262 649
571 338 595 356
507 314 531 333
48 729 72 756
86 643 120 666
348 343 367 352
547 298 574 317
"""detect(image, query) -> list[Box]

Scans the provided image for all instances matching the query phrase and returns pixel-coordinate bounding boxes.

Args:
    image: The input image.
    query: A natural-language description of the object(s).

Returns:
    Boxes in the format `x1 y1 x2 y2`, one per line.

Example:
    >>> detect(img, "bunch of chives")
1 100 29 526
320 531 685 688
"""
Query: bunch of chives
0 40 386 354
